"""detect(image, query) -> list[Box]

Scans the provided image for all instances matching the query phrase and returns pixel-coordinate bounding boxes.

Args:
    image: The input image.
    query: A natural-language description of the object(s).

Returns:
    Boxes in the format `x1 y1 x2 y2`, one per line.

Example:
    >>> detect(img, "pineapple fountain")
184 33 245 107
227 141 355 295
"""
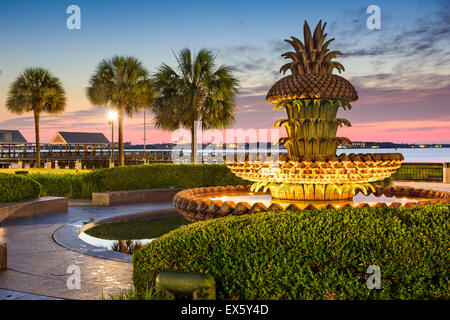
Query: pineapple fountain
227 20 403 202
173 21 448 222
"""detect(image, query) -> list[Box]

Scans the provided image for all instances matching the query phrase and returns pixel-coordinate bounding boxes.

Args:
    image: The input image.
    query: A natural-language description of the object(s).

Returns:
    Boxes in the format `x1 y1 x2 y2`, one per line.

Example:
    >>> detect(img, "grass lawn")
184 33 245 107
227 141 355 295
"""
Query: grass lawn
84 216 191 240
0 168 92 175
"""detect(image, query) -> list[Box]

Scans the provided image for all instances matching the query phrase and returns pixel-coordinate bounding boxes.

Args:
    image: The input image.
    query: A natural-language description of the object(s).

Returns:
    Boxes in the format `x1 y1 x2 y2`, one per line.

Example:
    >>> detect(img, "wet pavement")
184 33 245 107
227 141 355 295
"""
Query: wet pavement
0 202 174 300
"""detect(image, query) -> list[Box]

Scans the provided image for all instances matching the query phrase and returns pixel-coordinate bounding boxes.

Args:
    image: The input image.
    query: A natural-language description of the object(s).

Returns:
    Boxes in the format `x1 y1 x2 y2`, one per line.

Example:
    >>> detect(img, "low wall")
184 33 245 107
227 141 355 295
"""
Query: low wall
0 197 68 224
92 188 184 206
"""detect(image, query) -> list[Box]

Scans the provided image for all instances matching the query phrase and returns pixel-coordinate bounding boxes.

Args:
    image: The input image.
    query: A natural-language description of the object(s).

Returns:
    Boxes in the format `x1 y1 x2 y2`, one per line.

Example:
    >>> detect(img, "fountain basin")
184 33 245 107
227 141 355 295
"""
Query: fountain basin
78 209 190 254
226 153 404 201
173 185 449 222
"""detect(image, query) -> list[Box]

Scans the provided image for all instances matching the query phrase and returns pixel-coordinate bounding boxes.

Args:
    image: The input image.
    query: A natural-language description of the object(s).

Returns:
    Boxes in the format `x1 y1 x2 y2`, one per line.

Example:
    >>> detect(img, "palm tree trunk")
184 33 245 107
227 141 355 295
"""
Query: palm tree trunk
118 109 125 166
190 126 195 163
34 112 41 168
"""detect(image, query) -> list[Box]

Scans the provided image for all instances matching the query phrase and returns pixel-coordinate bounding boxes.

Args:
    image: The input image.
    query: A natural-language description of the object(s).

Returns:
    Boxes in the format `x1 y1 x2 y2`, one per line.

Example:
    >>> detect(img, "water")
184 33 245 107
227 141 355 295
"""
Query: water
10 147 449 163
79 232 154 251
78 216 190 253
129 147 450 162
336 148 450 163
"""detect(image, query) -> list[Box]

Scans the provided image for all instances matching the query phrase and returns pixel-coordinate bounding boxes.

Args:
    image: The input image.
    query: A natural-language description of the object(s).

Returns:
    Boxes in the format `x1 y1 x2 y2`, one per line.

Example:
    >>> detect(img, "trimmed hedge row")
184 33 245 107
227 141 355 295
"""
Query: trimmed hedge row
132 204 450 300
28 173 85 199
23 164 250 199
0 173 41 202
80 164 250 198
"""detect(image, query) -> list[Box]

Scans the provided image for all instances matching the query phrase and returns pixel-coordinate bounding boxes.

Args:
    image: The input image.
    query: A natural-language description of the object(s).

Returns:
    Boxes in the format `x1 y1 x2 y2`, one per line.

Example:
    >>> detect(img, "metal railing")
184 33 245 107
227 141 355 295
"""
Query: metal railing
392 162 444 182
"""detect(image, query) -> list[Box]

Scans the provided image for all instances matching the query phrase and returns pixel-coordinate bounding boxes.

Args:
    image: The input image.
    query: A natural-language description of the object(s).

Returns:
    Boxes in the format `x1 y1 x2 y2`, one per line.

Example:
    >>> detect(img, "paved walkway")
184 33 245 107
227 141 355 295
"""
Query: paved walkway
0 202 174 300
0 288 60 300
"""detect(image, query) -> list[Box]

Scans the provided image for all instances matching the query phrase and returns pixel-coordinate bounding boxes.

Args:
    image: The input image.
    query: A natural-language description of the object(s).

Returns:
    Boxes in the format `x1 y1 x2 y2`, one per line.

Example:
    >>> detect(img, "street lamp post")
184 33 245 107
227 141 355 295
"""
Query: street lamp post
108 111 118 167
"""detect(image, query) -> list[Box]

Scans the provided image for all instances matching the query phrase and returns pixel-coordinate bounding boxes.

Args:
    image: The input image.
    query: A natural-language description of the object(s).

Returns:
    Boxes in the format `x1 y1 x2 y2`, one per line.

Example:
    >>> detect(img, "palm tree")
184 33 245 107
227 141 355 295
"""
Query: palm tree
86 56 153 166
152 48 239 163
6 68 66 168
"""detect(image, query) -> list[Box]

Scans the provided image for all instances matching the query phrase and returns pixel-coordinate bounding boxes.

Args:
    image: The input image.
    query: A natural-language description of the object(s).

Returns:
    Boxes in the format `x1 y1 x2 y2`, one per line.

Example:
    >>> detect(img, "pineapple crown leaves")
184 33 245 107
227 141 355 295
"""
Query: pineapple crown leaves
280 20 345 75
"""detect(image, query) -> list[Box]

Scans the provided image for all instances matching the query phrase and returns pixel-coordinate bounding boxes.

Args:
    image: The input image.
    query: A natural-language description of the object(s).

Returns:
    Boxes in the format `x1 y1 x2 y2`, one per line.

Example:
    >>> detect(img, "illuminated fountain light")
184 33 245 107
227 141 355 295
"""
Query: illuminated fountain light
209 193 428 210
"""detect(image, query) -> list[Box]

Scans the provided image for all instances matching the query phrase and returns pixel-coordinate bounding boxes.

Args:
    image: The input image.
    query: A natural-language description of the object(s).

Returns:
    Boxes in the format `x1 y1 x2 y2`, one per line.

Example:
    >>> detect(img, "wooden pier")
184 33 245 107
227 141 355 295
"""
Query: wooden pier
0 130 172 169
0 149 172 169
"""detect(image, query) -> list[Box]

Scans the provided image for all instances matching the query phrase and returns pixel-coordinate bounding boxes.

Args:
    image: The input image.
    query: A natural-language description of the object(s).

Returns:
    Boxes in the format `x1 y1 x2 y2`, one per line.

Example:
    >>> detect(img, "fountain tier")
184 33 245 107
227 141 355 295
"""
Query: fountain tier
226 153 404 201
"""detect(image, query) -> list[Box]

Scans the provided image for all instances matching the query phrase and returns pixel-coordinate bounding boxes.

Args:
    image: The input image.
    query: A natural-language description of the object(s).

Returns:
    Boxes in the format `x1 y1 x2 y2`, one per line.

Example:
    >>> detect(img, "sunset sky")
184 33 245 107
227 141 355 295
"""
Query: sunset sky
0 0 449 145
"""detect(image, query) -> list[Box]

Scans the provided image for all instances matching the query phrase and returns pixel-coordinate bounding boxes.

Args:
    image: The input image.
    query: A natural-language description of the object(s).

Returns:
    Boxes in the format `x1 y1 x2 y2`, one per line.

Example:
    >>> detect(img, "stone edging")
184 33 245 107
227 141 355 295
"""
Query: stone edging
173 185 449 222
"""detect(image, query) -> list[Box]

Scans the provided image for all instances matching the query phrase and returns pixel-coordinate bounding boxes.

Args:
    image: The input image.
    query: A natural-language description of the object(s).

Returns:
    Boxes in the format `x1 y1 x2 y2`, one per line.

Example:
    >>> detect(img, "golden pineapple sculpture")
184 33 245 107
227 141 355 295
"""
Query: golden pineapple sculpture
227 20 404 201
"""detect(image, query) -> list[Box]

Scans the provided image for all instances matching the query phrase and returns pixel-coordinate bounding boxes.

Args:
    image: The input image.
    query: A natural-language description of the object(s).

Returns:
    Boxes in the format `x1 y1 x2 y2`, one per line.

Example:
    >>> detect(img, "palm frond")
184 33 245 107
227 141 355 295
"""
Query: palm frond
151 48 239 133
7 67 67 115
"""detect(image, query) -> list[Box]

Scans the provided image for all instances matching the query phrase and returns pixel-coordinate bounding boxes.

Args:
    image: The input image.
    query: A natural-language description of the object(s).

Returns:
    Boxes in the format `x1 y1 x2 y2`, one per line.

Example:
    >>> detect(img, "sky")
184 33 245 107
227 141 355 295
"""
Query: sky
0 0 449 145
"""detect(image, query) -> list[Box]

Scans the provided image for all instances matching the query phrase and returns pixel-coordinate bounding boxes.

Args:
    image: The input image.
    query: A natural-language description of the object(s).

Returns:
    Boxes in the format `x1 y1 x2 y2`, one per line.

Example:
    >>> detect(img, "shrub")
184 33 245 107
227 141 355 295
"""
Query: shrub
0 173 41 202
81 164 250 198
28 173 85 199
20 164 249 199
132 204 450 300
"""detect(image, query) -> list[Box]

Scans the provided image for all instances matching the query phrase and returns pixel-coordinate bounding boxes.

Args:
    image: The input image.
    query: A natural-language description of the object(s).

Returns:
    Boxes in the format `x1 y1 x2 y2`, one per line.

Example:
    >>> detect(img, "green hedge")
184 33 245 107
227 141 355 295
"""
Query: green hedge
22 164 249 199
81 164 250 198
0 173 41 202
132 204 449 300
28 173 85 199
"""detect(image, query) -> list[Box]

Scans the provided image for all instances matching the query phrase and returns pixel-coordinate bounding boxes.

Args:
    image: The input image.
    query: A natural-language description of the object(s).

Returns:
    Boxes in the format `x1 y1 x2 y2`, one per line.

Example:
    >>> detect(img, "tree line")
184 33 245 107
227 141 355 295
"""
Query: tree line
5 49 239 167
